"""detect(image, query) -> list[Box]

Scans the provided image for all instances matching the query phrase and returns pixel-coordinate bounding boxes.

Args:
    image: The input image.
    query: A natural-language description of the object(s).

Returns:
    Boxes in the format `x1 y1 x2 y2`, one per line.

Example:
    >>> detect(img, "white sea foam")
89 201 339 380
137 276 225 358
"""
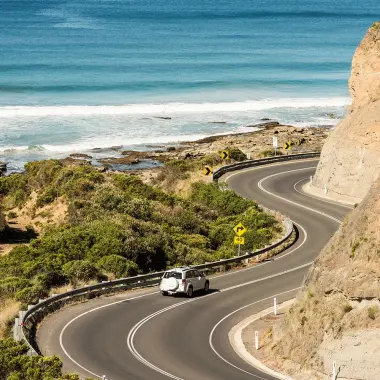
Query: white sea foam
0 130 242 154
0 98 350 118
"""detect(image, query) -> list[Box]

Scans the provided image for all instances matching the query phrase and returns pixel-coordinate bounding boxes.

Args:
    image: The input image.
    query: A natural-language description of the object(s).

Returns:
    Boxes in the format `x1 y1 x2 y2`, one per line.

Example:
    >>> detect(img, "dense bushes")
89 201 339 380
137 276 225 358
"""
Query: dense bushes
0 160 281 305
190 182 255 216
0 339 92 379
0 159 283 379
97 255 139 278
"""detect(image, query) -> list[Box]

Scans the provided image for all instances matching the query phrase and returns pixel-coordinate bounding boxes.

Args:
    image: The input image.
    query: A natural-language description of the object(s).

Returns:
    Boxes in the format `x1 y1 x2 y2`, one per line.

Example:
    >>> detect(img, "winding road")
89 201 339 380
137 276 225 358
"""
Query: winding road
37 159 351 380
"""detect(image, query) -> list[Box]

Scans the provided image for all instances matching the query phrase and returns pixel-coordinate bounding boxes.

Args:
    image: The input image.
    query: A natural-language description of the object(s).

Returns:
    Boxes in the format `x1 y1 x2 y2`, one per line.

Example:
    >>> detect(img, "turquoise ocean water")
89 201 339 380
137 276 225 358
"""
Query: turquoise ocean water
1 0 380 171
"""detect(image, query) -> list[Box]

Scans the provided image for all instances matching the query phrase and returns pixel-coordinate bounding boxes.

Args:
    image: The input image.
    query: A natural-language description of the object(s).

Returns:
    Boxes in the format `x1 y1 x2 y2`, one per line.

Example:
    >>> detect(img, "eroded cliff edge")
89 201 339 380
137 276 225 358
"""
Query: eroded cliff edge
253 23 380 380
312 22 380 203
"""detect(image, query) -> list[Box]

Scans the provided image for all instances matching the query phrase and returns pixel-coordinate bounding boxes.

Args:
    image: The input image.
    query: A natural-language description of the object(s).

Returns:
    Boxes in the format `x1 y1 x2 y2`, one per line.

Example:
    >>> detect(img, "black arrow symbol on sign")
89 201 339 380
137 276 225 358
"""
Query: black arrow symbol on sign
222 151 229 159
204 166 212 175
237 226 244 232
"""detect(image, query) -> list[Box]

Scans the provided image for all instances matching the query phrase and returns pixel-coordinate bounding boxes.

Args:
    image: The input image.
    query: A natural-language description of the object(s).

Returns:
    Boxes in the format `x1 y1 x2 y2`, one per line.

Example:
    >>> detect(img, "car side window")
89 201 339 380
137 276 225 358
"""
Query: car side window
185 271 193 279
193 270 200 277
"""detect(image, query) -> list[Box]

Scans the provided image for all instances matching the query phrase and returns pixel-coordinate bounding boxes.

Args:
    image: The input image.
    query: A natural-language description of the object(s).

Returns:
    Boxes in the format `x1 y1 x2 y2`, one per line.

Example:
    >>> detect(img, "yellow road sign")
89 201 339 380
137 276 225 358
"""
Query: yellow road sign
220 150 230 160
234 236 245 245
283 141 292 150
203 165 213 176
233 222 247 236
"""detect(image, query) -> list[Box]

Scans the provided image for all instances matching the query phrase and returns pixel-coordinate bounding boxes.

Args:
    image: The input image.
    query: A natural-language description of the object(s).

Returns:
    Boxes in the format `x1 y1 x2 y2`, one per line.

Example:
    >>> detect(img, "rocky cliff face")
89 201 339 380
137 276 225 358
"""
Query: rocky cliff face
312 22 380 203
270 176 380 379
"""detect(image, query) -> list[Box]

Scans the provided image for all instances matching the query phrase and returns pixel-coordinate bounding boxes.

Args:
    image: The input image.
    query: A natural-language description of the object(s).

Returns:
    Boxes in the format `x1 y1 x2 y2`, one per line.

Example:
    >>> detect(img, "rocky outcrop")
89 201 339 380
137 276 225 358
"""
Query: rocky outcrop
312 22 380 203
266 176 380 379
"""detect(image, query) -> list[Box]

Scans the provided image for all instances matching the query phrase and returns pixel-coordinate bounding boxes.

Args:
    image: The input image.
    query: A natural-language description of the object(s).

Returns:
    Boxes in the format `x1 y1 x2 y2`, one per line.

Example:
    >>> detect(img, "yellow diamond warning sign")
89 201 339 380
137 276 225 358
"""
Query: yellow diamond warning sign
233 222 247 236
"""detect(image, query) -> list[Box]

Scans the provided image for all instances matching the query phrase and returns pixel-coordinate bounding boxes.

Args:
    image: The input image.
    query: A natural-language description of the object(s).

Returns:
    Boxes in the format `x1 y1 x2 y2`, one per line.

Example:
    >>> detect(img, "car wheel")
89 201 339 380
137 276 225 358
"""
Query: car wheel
187 286 193 298
204 281 209 294
162 291 168 296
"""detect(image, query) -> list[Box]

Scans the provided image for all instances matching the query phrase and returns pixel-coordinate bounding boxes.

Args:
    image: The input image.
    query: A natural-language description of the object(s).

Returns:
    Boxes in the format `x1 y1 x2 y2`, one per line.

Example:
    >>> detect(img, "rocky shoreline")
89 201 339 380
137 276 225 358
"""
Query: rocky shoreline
0 121 332 178
94 121 331 175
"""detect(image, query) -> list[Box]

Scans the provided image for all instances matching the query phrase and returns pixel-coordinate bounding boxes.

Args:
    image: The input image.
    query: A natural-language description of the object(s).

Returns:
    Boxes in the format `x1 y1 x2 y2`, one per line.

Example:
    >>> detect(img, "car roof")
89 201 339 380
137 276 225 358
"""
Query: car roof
165 266 193 272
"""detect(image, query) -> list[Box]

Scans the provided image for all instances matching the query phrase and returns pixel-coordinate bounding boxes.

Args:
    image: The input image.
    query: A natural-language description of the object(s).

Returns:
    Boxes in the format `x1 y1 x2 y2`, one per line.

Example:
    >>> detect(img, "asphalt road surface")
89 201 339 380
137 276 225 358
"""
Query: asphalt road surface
37 159 351 380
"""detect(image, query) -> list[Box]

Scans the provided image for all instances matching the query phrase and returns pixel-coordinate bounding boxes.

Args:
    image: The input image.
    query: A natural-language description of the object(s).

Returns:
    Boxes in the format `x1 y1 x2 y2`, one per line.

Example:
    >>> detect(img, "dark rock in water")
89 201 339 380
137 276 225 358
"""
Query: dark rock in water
209 121 227 124
146 145 165 148
131 158 140 164
70 153 93 159
121 150 136 156
155 116 172 120
247 121 280 129
0 162 7 176
260 118 272 121
167 147 176 152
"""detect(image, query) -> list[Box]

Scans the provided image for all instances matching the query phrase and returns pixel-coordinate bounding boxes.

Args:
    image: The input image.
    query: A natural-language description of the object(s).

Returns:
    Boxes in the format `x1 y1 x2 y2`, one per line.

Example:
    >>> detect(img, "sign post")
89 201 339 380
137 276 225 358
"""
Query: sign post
233 222 247 256
272 136 278 156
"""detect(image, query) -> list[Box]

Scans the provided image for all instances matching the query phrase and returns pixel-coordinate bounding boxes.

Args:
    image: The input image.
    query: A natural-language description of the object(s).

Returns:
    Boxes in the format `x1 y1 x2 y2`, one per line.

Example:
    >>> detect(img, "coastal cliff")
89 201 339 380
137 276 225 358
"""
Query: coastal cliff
254 23 380 379
312 22 380 203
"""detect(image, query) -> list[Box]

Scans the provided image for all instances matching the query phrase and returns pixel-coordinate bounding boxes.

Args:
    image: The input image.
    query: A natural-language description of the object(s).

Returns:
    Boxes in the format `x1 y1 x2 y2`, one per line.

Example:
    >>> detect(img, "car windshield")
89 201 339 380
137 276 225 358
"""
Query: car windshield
163 272 182 279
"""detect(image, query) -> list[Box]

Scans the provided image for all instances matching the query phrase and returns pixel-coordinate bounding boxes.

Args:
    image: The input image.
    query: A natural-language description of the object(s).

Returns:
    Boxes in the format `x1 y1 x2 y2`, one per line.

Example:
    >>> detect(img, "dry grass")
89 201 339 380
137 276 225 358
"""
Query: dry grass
6 193 67 234
0 297 21 339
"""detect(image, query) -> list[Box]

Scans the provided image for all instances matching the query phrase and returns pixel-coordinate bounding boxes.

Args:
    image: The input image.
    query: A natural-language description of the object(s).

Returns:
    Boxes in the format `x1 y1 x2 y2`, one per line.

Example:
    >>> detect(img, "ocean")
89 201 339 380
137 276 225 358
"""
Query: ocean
1 0 380 172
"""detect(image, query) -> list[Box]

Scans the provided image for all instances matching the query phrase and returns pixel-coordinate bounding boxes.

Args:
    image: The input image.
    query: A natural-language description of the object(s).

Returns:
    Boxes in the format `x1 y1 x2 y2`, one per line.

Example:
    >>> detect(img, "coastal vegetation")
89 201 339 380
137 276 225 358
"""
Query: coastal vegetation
0 339 92 380
0 157 281 315
0 156 281 377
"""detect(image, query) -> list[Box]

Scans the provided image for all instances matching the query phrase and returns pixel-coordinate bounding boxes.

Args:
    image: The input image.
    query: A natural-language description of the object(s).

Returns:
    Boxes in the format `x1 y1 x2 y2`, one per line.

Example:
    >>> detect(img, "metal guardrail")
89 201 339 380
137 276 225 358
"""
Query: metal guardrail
213 152 320 181
16 152 315 355
18 221 294 355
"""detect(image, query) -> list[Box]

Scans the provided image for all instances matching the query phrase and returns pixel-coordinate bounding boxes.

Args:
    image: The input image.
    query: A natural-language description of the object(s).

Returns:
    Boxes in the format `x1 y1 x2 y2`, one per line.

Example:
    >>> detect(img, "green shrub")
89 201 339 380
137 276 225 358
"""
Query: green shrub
343 303 353 313
0 339 91 379
260 149 284 158
97 255 139 278
229 147 247 161
6 211 17 219
0 277 31 297
15 285 46 304
190 182 255 217
36 187 59 207
62 260 99 283
368 306 378 320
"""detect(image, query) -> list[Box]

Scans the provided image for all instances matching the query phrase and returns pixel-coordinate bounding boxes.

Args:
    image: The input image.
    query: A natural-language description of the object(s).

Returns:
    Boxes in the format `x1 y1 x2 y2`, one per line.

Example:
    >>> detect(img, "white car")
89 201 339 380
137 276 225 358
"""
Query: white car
160 267 210 297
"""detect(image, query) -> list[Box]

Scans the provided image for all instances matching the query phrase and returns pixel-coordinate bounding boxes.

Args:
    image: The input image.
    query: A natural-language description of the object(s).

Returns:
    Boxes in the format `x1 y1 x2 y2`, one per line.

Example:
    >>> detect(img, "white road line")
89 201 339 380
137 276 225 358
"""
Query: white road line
257 167 342 225
222 158 318 183
127 264 312 380
59 291 158 379
58 162 339 380
293 177 354 210
209 287 301 379
58 220 308 380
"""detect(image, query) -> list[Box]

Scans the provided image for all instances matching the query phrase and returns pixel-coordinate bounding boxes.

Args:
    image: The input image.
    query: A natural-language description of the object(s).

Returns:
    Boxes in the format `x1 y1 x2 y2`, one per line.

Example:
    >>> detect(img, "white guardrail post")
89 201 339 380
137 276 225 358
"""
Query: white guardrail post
18 152 311 356
274 297 277 316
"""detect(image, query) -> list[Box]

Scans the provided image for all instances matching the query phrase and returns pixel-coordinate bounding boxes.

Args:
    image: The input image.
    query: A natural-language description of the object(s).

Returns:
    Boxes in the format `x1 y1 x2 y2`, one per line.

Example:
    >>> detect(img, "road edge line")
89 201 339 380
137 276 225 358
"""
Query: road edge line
229 299 296 380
